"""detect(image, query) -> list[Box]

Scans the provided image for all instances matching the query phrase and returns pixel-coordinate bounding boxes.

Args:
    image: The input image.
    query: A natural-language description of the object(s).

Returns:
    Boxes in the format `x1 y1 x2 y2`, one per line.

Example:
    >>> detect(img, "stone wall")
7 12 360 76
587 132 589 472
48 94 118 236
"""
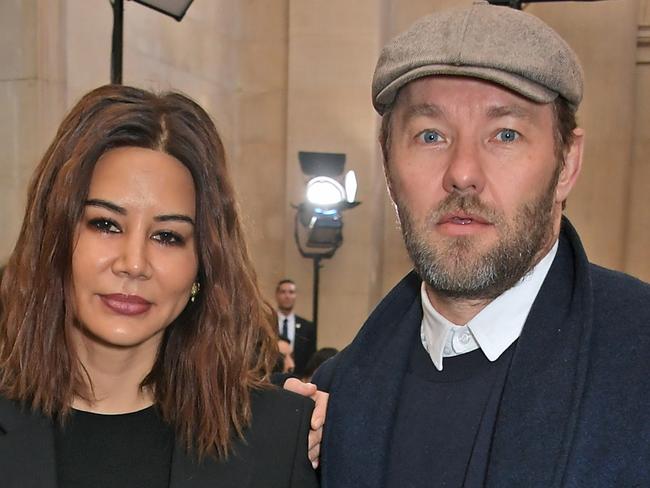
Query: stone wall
1 0 648 350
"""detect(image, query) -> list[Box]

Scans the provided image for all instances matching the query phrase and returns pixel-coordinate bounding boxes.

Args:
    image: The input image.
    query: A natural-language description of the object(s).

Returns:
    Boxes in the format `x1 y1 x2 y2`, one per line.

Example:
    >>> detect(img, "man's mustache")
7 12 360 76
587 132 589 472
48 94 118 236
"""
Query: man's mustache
425 193 503 227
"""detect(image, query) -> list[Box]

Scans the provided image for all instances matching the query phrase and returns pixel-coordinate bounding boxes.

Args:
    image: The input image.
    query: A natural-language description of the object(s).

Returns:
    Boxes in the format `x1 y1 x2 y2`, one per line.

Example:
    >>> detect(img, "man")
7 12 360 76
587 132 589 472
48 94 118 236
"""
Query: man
275 279 316 376
307 3 650 487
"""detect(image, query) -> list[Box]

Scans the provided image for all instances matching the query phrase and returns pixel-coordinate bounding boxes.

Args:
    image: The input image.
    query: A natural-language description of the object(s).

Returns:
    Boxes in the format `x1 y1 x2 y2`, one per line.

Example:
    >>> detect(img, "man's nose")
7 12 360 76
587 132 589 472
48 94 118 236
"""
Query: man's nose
441 137 486 195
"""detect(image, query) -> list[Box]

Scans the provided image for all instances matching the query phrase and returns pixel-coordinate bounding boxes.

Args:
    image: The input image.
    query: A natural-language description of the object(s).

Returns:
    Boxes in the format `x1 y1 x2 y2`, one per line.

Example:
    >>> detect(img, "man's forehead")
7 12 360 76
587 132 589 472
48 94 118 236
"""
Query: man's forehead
394 76 553 120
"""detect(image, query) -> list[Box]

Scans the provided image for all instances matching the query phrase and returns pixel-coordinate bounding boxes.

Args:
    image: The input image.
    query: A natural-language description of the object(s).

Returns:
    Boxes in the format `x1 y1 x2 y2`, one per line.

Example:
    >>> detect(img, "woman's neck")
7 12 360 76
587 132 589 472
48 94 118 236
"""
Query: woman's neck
70 327 161 414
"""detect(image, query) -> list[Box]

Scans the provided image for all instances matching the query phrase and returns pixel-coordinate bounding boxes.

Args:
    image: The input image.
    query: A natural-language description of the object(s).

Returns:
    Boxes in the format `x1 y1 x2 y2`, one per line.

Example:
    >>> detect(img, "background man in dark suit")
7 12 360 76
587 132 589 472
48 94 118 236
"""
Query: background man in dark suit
275 279 316 376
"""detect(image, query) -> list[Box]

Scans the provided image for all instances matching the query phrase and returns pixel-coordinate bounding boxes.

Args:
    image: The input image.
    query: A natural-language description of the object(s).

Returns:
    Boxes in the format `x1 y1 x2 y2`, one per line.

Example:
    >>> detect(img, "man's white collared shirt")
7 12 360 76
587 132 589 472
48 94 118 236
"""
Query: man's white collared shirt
278 312 296 351
420 241 559 371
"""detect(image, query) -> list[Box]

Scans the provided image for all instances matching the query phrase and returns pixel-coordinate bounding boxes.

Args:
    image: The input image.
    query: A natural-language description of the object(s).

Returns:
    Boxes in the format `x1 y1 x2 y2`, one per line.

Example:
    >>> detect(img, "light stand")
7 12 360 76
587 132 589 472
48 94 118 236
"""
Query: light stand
111 0 124 84
293 152 360 336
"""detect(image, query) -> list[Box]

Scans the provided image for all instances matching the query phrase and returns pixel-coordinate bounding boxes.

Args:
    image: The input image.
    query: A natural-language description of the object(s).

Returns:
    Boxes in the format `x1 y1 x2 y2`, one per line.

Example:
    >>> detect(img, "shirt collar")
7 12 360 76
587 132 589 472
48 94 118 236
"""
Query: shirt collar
421 240 559 371
277 312 295 321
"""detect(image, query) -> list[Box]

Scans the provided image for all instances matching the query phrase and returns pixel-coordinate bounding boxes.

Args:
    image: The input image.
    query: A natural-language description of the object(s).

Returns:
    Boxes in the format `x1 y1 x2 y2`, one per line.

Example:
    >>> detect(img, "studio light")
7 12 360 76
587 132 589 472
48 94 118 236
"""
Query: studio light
487 0 602 9
110 0 194 84
293 151 361 332
131 0 194 21
306 177 346 206
295 152 360 255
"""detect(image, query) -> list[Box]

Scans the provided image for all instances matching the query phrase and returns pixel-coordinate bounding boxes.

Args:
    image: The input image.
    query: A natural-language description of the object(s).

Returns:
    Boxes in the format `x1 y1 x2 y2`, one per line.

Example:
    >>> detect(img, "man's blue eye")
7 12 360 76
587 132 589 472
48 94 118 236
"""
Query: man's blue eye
419 130 441 144
496 129 519 143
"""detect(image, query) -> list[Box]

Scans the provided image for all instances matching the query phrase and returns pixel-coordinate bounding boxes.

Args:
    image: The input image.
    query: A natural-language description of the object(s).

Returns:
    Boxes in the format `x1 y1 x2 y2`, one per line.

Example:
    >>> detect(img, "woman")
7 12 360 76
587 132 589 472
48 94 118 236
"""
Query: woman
0 85 318 488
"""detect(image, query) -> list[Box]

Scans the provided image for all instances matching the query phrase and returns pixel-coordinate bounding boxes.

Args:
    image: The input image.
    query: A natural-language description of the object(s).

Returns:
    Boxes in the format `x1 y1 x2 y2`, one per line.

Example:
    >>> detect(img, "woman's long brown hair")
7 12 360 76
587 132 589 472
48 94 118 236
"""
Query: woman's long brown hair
0 85 277 458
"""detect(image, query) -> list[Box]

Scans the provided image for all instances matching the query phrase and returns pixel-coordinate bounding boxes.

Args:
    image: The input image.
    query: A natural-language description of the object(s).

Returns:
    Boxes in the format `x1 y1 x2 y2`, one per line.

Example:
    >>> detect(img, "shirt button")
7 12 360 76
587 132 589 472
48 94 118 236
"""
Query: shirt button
459 332 471 345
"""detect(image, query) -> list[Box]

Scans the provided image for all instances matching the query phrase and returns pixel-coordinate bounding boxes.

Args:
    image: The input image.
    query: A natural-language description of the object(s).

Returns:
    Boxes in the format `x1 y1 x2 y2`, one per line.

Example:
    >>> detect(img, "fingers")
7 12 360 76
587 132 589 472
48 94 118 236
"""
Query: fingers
284 377 317 398
308 419 322 451
307 389 328 468
308 436 321 469
283 379 329 470
310 390 329 430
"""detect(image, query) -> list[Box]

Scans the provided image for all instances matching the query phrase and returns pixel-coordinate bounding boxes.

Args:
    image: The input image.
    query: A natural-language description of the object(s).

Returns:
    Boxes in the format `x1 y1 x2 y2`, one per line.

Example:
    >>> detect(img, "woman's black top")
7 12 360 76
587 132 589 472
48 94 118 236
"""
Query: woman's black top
1 387 317 487
54 406 174 488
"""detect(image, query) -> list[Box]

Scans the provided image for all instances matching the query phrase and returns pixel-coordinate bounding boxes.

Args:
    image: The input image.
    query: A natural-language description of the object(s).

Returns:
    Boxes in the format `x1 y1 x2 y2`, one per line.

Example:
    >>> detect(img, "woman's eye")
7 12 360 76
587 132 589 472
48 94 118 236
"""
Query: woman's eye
88 218 120 234
152 231 185 246
418 130 443 144
496 128 520 143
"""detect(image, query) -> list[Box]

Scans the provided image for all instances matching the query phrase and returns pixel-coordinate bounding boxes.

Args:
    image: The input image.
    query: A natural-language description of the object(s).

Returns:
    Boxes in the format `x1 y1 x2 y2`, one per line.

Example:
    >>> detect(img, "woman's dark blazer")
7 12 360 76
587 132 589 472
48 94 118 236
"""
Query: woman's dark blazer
0 387 318 488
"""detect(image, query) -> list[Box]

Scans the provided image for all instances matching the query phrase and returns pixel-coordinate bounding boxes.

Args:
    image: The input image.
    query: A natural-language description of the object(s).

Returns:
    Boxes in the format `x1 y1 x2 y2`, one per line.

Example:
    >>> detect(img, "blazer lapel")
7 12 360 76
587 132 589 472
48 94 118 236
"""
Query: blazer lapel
0 398 57 488
321 272 422 488
486 220 594 487
294 319 305 342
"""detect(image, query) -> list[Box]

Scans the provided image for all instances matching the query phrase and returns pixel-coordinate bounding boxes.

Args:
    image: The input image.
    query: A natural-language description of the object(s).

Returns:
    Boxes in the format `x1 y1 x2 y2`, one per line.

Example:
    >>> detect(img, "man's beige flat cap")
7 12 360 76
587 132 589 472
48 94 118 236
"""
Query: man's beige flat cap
372 1 583 114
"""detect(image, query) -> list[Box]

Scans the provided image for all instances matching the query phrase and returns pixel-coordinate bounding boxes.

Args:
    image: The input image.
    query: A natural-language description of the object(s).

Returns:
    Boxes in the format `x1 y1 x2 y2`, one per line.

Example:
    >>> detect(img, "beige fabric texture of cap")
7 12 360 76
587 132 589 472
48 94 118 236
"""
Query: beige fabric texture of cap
372 0 584 115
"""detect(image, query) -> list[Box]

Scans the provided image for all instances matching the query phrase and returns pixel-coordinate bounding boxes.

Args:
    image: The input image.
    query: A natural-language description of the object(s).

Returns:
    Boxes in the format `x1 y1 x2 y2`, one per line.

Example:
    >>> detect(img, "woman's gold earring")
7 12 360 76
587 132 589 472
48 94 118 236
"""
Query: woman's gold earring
190 282 201 303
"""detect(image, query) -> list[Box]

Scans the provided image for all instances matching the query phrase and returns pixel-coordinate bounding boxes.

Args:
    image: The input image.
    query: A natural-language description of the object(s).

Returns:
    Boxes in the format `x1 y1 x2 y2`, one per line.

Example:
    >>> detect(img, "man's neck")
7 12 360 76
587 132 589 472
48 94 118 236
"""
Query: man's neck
278 307 293 316
425 289 491 325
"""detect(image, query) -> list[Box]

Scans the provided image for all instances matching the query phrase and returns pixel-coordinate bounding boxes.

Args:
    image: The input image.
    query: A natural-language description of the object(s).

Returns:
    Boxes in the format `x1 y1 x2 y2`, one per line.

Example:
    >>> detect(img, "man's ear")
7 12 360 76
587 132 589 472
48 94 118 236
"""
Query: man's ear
556 127 584 203
380 142 397 205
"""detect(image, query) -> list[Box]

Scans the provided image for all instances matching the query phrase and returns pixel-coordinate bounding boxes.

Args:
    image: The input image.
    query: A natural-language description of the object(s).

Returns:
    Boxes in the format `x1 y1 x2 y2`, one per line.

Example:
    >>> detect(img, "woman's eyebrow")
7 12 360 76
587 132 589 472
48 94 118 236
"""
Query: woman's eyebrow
85 199 126 214
85 199 195 226
155 214 195 226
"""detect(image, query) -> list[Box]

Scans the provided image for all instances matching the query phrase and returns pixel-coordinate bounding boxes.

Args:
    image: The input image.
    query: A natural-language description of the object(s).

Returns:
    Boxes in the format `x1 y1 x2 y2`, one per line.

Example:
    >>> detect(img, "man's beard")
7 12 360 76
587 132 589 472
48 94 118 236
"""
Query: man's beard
395 170 559 301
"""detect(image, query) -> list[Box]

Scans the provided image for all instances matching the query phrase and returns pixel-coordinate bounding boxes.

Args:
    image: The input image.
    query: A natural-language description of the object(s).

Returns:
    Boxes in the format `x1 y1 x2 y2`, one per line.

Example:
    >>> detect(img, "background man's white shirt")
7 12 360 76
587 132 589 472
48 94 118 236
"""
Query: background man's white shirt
278 312 297 351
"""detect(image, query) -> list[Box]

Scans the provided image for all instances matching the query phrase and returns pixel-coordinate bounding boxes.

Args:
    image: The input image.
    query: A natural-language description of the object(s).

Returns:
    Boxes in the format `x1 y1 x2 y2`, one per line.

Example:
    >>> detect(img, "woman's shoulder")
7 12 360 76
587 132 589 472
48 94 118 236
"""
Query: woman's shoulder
248 385 314 429
238 385 314 458
0 393 42 434
216 386 317 486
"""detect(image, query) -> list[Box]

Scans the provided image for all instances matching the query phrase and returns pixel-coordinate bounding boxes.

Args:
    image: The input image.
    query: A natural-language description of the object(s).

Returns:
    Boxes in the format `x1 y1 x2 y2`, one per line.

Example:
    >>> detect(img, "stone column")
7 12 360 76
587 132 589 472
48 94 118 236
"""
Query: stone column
234 0 290 296
528 1 640 271
625 0 650 282
0 0 67 262
285 0 385 348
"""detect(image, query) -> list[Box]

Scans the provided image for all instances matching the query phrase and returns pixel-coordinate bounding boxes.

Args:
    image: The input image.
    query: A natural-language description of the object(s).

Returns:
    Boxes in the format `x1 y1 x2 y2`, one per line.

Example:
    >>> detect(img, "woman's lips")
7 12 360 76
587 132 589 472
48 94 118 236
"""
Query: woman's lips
99 294 152 316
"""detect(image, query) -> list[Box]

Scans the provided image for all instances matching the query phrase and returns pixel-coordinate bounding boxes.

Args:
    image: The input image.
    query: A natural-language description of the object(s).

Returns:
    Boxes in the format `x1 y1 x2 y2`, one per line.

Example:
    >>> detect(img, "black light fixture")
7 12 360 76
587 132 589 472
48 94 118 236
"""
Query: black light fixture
130 0 194 21
293 151 360 334
488 0 602 9
110 0 194 84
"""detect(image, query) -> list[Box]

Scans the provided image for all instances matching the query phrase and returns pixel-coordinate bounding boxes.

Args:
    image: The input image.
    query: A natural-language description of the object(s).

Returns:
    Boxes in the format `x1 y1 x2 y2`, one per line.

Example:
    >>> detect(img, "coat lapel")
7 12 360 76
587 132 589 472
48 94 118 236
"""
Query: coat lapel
321 272 422 488
294 319 305 341
486 219 594 487
294 316 312 343
0 397 57 488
